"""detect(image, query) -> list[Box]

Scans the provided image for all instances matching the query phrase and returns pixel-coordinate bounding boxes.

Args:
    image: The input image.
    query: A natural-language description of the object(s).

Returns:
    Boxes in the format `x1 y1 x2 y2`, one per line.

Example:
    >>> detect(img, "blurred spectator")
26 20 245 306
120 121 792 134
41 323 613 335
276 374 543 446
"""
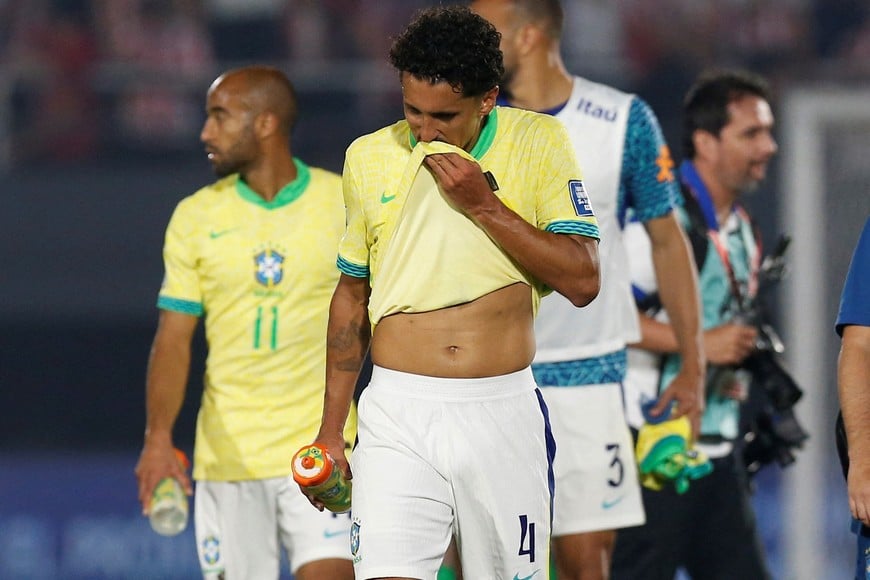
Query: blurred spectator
95 0 215 150
826 3 870 72
283 0 432 64
202 0 286 61
561 0 630 87
812 0 868 58
284 0 329 62
2 0 100 164
620 0 712 150
717 0 811 78
841 21 870 66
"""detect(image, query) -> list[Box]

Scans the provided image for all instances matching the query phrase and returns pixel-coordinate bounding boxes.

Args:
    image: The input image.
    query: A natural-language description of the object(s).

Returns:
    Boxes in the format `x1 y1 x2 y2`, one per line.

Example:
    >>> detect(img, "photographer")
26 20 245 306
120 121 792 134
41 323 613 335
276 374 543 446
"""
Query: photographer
612 69 778 580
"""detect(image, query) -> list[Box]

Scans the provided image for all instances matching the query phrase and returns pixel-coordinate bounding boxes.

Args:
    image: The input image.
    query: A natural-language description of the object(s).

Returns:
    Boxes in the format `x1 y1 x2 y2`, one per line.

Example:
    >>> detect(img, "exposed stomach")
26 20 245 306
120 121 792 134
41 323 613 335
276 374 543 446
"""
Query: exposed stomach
370 282 535 378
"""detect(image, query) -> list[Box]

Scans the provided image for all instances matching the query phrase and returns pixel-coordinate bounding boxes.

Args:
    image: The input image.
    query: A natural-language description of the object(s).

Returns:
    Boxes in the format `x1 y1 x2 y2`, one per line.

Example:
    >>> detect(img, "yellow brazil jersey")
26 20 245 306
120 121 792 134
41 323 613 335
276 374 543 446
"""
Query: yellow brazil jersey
158 158 357 481
337 106 600 326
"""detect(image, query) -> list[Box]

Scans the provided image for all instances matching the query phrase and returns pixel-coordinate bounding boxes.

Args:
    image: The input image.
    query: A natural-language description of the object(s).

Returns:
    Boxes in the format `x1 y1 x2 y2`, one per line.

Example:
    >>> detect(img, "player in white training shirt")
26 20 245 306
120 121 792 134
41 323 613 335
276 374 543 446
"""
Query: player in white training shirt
471 2 705 578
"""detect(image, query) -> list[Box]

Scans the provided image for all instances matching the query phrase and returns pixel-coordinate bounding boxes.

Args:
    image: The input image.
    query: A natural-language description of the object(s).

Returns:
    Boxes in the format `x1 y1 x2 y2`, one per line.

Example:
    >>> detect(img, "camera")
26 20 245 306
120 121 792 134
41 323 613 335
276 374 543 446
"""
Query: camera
738 325 809 475
735 235 809 475
742 323 804 412
742 407 808 475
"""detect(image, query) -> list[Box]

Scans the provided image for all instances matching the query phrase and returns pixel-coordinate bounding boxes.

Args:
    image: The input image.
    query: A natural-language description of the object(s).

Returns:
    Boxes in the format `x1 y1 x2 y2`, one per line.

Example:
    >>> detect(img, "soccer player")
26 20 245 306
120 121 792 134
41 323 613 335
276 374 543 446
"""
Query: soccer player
134 66 356 580
470 1 705 578
305 6 601 579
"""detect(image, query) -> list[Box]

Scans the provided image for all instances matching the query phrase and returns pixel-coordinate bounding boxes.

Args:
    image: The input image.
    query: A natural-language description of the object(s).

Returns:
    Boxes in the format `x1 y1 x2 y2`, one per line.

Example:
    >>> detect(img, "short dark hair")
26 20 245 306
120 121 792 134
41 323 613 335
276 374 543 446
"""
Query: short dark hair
389 6 504 97
682 69 772 159
512 0 564 39
220 65 298 136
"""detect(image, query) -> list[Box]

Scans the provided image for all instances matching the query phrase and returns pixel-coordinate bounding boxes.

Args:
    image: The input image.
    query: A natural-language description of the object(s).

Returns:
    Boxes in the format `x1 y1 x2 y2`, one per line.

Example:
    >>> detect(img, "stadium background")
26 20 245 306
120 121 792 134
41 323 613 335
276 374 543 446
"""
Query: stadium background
1 0 868 577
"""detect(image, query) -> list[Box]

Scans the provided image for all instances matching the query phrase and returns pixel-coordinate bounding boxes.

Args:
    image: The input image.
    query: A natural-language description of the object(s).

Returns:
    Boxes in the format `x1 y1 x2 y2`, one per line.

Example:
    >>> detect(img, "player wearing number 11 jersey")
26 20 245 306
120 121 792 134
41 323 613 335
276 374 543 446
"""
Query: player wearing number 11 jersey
135 66 356 580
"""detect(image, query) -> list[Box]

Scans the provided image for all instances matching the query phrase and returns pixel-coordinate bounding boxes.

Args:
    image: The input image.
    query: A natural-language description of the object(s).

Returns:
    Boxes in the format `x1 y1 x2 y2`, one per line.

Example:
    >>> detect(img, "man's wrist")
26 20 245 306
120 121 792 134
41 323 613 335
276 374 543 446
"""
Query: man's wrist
144 428 173 445
316 419 347 441
679 353 707 377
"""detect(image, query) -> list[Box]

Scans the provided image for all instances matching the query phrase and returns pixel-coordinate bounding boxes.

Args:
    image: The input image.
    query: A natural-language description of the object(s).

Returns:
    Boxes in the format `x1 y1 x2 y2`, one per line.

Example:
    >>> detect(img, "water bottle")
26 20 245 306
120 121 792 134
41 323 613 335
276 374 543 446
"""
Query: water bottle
149 448 190 536
291 444 351 513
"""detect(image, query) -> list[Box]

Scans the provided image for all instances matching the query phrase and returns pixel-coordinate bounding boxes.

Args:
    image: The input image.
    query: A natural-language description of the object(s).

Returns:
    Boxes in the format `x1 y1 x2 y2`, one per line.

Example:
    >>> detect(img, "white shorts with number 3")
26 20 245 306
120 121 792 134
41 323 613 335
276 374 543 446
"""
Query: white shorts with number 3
541 383 645 536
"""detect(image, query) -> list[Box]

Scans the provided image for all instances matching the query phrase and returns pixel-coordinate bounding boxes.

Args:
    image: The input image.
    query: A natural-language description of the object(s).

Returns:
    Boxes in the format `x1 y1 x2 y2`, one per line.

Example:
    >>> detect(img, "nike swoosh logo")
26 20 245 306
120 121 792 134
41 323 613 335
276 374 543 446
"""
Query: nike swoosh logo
323 529 347 539
602 495 626 509
209 228 240 239
513 570 540 580
380 191 396 203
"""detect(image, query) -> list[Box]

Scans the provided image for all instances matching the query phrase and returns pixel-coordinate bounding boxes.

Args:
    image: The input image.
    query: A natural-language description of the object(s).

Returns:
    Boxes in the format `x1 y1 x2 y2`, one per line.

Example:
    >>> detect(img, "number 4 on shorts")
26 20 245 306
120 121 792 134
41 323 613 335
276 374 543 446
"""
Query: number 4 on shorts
518 514 536 562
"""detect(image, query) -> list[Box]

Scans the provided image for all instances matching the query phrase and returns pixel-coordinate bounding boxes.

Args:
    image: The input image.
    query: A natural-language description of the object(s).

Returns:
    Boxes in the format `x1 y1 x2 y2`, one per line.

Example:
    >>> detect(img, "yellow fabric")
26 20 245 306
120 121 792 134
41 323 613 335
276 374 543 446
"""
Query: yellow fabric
635 414 712 494
369 141 535 323
338 107 600 327
159 164 357 481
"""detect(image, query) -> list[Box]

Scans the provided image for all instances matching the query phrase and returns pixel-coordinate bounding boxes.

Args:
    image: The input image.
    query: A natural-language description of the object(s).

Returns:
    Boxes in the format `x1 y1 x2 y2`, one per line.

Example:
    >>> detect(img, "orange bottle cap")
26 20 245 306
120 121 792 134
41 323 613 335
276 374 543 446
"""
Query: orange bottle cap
174 448 190 470
292 444 332 487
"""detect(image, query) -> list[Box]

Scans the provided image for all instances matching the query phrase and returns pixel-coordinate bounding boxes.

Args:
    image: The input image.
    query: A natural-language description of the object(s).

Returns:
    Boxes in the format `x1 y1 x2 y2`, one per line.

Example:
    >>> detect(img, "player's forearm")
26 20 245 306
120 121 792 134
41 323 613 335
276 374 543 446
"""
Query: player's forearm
649 219 705 377
471 202 600 306
839 326 870 463
319 276 371 437
632 313 680 353
143 335 191 444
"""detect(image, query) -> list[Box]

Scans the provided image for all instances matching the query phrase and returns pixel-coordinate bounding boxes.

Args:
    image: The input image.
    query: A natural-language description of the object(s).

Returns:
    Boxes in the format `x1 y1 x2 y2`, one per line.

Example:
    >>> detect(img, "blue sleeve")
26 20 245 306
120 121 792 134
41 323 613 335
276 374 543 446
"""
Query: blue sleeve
619 97 683 224
837 216 870 335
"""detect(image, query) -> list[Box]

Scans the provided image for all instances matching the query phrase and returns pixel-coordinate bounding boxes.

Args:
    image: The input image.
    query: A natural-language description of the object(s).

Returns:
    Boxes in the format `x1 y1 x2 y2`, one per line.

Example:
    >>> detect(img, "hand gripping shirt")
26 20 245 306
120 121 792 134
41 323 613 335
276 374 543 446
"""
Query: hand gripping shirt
158 159 357 481
337 106 600 326
529 77 681 386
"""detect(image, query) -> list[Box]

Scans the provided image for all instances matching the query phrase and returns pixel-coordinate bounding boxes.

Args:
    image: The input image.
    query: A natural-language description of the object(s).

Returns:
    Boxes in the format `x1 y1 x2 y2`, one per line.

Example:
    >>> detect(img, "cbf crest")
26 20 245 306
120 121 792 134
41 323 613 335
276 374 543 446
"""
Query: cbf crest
201 535 221 566
254 245 286 287
350 519 361 559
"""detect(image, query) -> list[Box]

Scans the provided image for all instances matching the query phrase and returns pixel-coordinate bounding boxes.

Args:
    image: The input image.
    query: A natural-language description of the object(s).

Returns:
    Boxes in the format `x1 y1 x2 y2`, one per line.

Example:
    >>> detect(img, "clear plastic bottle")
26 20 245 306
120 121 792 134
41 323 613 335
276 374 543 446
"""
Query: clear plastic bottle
149 448 190 536
291 443 351 513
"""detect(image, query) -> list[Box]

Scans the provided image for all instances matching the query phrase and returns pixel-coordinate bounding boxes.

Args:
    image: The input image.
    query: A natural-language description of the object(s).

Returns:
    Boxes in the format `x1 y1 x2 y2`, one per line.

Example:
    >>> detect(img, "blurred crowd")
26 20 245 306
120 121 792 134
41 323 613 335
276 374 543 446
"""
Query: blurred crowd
0 0 869 168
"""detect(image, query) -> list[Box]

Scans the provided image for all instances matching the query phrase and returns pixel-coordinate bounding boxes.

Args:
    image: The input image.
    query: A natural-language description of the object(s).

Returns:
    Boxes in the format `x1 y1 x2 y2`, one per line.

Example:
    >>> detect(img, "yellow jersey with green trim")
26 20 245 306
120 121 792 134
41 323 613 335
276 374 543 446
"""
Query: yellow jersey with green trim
157 158 357 481
337 107 599 326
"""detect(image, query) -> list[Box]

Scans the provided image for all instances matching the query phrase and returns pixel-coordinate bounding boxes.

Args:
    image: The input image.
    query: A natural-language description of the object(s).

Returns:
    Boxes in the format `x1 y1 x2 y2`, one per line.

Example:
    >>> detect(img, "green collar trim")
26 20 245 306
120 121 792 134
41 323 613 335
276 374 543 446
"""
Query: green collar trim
235 158 310 209
407 108 497 161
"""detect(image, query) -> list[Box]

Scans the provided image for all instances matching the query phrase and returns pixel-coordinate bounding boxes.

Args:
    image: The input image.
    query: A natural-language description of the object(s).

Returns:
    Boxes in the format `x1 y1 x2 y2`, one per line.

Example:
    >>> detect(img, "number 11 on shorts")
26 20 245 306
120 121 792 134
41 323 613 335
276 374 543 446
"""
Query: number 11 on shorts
518 514 536 562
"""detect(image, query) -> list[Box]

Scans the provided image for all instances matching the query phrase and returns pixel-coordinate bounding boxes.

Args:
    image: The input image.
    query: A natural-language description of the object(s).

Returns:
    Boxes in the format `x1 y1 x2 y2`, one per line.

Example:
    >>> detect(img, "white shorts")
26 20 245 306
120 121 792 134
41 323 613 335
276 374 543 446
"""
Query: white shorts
350 365 554 580
540 383 645 535
624 346 664 430
194 477 352 579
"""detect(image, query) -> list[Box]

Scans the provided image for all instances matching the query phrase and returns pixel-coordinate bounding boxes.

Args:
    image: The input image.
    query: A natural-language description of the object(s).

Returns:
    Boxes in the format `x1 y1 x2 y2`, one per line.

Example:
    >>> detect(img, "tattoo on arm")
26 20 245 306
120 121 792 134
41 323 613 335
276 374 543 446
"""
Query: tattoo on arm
329 320 368 372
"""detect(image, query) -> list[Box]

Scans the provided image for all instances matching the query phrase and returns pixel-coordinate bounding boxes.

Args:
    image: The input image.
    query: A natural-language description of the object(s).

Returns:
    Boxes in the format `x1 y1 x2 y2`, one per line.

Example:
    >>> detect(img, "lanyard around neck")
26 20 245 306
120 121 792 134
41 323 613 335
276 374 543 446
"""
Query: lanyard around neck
680 162 761 309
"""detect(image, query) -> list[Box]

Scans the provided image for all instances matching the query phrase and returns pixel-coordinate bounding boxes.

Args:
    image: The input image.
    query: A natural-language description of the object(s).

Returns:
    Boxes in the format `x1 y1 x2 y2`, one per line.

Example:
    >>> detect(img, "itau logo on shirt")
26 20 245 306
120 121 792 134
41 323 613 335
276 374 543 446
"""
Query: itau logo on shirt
254 246 285 287
568 180 594 217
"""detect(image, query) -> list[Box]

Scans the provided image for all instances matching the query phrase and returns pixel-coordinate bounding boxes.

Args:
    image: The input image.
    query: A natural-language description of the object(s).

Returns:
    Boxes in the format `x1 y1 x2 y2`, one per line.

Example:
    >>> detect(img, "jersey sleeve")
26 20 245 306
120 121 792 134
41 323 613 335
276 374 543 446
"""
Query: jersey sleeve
336 148 371 279
836 217 870 335
157 199 204 316
534 119 600 240
622 97 682 222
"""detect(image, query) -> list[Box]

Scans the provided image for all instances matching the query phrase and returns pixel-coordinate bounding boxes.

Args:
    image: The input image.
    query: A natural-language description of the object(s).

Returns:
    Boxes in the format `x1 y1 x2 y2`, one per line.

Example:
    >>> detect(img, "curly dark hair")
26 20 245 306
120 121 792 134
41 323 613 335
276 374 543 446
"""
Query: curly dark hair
389 6 504 98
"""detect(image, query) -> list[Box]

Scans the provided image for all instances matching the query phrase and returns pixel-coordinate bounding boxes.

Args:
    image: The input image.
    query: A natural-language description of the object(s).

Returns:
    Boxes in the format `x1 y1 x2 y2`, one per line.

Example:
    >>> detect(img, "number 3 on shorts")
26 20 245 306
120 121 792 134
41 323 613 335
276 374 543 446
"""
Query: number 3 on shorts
518 514 536 562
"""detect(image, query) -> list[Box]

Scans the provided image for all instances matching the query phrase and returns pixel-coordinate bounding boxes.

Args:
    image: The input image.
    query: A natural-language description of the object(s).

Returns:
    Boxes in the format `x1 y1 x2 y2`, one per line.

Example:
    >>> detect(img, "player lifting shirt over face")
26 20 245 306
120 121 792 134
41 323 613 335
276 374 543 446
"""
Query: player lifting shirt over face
302 6 601 580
